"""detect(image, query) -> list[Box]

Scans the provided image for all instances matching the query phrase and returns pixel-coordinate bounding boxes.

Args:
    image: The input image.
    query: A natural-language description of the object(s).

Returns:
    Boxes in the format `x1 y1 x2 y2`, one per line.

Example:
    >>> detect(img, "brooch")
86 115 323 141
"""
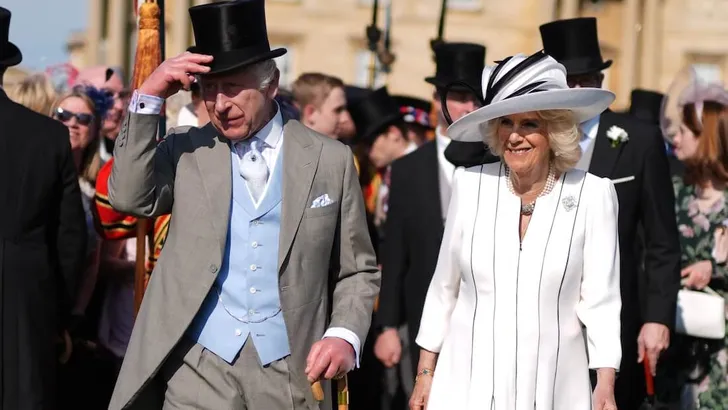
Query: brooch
562 195 577 212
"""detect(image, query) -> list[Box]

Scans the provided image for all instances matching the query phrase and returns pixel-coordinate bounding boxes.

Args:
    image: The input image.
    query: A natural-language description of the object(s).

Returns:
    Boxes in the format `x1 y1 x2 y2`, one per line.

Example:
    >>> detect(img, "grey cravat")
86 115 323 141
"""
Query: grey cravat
237 139 269 202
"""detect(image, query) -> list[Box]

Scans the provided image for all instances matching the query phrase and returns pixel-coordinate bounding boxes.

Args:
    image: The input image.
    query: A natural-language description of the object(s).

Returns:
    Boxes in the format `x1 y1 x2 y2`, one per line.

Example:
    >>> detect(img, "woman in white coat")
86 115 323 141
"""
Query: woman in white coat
410 51 622 410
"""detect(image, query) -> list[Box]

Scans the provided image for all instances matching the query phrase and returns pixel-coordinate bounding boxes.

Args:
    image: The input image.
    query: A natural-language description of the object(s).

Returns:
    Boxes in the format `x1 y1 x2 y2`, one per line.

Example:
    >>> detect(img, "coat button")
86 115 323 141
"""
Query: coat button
209 264 218 273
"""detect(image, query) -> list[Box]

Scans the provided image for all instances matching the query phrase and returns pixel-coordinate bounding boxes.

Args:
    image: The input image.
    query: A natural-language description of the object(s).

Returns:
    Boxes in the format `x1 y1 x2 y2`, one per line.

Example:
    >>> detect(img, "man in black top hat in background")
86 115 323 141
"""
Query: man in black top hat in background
374 41 498 382
539 17 681 410
349 86 417 236
0 7 88 410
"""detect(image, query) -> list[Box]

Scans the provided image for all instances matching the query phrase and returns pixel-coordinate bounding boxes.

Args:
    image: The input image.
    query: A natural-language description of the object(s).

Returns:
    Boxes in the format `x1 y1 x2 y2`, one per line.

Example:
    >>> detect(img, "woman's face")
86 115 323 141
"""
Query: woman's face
497 112 550 175
57 96 96 152
672 122 699 161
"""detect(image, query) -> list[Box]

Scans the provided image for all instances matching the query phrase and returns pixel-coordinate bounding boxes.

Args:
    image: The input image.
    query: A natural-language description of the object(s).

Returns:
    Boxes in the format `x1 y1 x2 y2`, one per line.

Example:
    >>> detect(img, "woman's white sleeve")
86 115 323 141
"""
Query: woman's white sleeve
576 177 622 370
415 167 464 353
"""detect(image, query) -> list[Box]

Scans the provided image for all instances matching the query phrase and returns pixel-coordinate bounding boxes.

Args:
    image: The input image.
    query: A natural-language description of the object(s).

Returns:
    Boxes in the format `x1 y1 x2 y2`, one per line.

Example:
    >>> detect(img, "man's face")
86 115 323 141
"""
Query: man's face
433 89 480 129
566 72 604 89
201 67 279 141
368 125 405 169
304 87 348 139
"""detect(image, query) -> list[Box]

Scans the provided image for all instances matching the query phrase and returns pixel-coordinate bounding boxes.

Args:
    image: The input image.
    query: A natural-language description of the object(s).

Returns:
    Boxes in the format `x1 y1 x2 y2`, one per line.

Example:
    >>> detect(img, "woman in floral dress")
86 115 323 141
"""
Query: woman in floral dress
671 86 728 409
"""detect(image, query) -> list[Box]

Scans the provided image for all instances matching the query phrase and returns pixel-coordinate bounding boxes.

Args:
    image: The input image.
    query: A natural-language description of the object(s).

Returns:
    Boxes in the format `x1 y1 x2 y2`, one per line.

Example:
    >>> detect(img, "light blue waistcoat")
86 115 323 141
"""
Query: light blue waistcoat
188 146 290 365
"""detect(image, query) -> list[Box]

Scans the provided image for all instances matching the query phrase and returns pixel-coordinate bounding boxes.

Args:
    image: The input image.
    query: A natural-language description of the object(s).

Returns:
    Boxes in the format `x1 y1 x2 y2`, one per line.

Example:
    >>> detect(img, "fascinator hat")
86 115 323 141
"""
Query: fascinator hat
660 66 728 142
445 51 615 142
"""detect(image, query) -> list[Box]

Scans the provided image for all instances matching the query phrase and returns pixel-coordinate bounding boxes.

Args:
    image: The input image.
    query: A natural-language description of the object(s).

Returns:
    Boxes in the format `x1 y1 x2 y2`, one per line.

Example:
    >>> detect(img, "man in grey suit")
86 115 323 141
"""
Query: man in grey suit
107 1 380 409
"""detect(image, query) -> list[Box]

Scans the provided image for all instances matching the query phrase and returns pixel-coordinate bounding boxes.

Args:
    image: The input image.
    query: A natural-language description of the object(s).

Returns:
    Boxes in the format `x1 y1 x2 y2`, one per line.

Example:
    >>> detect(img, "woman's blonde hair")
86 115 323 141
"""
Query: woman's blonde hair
51 88 103 184
6 73 57 116
483 109 581 175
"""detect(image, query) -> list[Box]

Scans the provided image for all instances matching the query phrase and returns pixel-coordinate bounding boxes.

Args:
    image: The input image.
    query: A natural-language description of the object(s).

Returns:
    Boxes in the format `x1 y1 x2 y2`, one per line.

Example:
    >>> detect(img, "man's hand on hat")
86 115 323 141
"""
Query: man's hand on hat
138 52 213 99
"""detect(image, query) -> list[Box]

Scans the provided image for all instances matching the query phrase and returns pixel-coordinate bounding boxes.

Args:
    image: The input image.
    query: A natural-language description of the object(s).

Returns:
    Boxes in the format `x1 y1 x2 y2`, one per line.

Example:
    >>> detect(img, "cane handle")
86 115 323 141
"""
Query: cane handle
311 380 325 401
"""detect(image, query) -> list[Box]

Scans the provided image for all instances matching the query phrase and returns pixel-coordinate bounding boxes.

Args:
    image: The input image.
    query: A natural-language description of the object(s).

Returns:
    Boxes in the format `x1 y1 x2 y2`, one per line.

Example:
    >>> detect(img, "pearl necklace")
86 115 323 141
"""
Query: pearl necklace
505 164 556 216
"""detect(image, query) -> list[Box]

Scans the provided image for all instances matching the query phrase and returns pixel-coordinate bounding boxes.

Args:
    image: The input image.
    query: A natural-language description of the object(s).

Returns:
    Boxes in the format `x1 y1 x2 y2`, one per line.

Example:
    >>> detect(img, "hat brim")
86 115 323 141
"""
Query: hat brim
0 42 22 67
358 112 403 145
447 88 615 142
188 47 286 76
564 60 612 76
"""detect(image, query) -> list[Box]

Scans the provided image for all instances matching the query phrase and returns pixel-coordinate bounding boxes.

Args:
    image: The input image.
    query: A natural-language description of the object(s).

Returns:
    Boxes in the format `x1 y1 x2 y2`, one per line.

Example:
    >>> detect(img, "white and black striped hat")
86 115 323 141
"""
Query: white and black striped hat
446 51 615 142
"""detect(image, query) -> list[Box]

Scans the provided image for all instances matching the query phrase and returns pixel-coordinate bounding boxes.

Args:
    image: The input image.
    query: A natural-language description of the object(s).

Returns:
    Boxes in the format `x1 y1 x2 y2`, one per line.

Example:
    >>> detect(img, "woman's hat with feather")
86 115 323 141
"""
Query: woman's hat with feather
446 50 615 142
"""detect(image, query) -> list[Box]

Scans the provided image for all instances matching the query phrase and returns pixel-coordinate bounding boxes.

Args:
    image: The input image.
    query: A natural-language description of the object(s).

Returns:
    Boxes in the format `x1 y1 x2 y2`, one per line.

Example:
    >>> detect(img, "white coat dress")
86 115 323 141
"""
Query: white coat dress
416 162 622 410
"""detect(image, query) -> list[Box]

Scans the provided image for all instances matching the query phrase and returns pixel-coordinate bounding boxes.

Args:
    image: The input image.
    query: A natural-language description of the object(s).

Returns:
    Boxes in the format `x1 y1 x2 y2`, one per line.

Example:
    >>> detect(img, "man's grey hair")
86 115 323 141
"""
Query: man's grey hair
246 59 278 91
196 59 278 91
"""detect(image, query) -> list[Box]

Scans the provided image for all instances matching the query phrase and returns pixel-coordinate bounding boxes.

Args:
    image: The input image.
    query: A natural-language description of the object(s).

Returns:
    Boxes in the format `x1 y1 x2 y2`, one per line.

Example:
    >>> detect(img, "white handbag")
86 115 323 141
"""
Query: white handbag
675 286 725 339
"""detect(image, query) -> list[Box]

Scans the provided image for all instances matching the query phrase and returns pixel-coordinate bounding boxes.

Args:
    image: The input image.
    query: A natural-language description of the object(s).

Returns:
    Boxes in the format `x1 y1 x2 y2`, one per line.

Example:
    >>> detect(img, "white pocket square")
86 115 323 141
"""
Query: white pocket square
611 176 635 184
311 194 335 208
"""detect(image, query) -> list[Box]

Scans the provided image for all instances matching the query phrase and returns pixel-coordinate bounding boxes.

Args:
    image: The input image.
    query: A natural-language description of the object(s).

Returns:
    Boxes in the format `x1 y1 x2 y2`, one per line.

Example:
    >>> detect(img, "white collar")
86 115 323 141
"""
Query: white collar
249 101 283 148
435 126 451 149
580 115 601 140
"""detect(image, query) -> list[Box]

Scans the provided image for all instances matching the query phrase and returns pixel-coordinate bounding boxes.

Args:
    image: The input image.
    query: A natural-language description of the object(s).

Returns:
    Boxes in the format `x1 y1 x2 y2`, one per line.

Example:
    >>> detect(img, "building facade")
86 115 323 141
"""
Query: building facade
71 0 728 109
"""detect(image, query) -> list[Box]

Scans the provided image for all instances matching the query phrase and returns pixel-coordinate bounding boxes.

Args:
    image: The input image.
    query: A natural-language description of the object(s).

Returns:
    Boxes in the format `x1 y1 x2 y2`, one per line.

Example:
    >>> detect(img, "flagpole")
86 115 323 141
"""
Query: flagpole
131 0 164 318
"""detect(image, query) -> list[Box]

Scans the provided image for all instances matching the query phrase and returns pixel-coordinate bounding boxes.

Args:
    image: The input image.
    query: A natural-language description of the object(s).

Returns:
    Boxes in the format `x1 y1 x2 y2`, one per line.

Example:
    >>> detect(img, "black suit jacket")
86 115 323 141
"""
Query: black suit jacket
588 110 680 409
377 142 444 372
588 110 680 332
0 89 87 408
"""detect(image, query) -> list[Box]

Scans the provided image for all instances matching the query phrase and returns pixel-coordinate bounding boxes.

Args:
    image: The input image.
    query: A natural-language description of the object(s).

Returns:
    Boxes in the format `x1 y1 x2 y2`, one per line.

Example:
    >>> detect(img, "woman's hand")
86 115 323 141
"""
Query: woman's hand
681 260 712 290
409 372 433 410
593 368 617 410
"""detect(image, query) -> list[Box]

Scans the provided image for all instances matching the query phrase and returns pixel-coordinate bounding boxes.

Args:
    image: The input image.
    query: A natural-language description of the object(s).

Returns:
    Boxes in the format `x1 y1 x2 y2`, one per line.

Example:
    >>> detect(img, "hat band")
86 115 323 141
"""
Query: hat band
558 55 608 74
400 106 432 128
195 43 273 62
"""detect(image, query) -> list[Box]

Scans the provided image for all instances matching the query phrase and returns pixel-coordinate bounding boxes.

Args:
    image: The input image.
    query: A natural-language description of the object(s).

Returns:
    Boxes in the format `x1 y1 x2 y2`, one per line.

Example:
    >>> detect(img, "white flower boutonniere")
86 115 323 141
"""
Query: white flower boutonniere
606 125 629 148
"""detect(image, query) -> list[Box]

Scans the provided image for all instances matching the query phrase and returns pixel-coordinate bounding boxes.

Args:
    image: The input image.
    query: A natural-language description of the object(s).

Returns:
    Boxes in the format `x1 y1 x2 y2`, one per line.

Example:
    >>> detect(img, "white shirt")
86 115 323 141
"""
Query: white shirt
576 115 601 171
435 126 455 185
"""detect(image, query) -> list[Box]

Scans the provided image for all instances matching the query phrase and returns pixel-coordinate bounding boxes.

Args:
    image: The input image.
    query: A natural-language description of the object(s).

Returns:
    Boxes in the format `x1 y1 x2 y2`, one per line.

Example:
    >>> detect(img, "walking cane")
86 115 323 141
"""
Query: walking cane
312 377 349 410
638 357 656 410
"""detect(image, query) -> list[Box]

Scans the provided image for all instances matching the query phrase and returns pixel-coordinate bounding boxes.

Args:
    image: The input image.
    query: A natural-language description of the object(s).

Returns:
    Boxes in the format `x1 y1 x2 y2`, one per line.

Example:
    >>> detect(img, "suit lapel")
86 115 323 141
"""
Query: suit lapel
192 123 232 256
421 142 444 229
278 119 323 272
588 112 627 178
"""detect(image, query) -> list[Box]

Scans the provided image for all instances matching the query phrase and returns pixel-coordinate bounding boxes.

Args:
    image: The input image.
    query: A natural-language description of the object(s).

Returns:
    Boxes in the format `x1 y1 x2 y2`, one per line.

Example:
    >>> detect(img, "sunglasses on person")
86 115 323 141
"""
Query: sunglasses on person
55 107 95 126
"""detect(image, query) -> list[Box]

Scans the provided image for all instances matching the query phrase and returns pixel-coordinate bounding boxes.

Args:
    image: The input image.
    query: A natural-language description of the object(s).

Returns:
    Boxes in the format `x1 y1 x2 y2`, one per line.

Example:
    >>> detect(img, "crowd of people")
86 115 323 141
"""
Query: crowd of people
3 1 728 409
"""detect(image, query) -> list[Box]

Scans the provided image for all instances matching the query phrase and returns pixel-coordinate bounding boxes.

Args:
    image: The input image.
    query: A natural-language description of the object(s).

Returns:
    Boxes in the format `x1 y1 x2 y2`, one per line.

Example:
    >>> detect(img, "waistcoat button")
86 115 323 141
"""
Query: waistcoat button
209 264 218 273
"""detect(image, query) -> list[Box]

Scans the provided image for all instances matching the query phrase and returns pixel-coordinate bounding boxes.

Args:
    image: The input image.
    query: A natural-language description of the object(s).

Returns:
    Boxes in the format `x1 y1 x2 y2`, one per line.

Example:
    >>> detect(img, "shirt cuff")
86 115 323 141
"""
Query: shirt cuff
128 90 164 115
323 327 361 368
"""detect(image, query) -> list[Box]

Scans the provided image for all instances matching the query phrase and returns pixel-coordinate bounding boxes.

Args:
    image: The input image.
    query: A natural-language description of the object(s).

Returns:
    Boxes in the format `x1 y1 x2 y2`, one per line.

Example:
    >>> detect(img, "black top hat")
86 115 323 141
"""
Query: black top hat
344 85 371 107
393 95 433 129
188 0 286 76
539 17 612 76
0 8 22 68
628 89 664 125
349 86 403 145
425 42 485 93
